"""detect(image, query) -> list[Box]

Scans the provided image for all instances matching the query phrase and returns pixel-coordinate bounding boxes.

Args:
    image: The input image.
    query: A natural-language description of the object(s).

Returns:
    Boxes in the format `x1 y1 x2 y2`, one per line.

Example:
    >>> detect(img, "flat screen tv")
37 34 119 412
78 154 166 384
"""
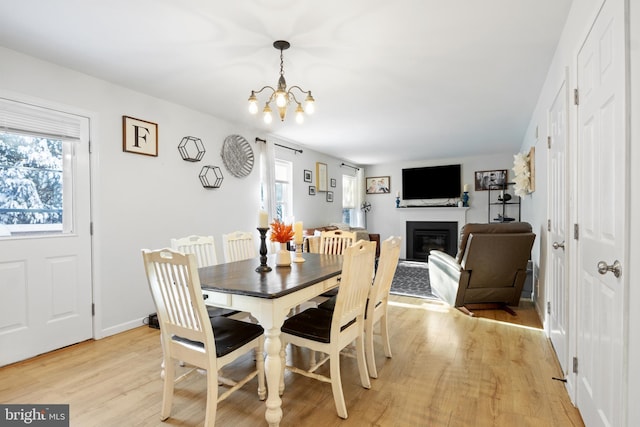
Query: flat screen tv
401 164 461 200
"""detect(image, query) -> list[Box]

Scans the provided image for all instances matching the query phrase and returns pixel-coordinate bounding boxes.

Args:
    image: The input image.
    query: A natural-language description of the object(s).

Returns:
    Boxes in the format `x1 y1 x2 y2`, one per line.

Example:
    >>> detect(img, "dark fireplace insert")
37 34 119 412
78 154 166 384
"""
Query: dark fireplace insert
406 221 458 262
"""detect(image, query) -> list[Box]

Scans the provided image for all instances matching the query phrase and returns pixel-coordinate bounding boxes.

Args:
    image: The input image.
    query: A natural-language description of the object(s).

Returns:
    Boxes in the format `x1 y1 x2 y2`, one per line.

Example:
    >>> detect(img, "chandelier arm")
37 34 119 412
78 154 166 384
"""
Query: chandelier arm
251 86 276 96
287 85 311 95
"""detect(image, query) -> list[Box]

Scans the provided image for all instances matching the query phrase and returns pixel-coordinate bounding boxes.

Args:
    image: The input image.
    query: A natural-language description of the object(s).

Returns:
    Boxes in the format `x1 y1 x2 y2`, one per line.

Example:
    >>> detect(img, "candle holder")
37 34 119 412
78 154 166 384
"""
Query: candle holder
255 227 272 273
395 196 400 208
293 241 305 263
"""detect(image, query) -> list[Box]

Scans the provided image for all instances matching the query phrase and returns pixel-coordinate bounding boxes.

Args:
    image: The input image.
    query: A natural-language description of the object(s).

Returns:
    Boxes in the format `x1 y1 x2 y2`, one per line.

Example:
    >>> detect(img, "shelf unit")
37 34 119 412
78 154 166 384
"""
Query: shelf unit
487 182 521 223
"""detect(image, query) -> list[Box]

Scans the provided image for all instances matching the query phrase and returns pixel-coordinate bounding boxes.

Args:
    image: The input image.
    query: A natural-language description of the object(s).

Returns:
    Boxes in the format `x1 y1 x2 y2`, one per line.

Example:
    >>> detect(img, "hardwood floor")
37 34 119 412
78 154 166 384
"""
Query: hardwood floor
0 296 584 426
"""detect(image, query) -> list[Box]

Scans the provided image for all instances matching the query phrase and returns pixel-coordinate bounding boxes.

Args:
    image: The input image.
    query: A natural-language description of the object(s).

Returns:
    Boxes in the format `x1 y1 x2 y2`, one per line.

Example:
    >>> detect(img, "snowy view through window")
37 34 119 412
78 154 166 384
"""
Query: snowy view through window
0 132 63 232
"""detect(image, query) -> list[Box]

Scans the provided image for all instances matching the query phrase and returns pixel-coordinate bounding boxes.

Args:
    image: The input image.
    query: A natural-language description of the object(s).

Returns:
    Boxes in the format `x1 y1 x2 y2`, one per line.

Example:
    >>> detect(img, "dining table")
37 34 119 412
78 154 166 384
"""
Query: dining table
199 252 342 427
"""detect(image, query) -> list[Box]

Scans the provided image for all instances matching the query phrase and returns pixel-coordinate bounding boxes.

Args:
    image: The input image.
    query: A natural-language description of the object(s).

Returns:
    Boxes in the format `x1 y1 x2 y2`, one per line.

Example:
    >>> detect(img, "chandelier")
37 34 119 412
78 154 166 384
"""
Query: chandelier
248 40 315 124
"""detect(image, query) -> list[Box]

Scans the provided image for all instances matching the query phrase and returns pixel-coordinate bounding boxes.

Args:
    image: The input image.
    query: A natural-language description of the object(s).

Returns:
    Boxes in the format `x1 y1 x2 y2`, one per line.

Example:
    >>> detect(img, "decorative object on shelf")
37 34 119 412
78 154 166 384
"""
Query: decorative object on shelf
178 136 205 161
309 186 316 195
247 40 315 124
474 169 507 191
366 176 390 194
512 153 531 197
462 184 470 207
316 162 328 191
270 220 294 267
304 169 312 182
497 191 512 202
221 134 254 178
395 195 400 208
330 178 336 188
198 165 223 188
255 227 272 273
122 115 158 156
293 221 305 263
326 191 333 202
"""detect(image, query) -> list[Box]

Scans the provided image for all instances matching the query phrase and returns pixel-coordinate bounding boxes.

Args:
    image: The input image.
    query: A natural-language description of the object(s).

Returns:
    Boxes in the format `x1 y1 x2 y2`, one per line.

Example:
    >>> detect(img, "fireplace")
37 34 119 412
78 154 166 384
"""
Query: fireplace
406 221 458 262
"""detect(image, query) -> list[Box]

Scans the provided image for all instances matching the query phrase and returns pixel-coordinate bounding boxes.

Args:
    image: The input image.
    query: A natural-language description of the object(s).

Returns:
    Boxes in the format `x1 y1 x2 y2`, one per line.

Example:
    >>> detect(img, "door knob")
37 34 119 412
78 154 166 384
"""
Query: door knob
597 260 622 278
552 241 565 250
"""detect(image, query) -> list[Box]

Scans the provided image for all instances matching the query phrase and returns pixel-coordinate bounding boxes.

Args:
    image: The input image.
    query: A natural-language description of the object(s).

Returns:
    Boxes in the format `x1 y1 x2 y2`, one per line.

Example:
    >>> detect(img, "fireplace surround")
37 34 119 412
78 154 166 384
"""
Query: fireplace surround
406 221 458 261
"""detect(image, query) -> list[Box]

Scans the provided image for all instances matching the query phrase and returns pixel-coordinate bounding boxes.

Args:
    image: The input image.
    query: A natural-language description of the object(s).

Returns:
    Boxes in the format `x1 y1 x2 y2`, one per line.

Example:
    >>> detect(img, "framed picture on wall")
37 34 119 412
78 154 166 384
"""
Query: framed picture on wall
330 178 336 188
304 169 312 182
123 115 158 156
366 176 390 194
309 186 316 195
316 162 328 191
474 169 507 191
326 191 334 202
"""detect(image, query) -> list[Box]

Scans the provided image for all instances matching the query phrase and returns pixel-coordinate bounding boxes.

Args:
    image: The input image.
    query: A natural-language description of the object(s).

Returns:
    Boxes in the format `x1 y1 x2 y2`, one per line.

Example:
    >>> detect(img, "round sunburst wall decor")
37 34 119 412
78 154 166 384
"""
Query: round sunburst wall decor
221 134 254 178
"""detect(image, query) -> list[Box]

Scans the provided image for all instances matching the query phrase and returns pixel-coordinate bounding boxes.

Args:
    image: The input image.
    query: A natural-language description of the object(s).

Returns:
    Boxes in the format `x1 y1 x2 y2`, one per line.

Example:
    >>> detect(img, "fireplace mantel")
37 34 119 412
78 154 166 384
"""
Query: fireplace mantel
396 207 469 259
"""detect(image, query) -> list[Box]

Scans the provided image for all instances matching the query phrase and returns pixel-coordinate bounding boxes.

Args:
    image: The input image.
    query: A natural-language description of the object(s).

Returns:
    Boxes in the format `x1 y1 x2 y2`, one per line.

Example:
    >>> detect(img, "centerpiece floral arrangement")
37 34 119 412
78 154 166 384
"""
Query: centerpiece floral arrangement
512 151 532 197
270 220 295 243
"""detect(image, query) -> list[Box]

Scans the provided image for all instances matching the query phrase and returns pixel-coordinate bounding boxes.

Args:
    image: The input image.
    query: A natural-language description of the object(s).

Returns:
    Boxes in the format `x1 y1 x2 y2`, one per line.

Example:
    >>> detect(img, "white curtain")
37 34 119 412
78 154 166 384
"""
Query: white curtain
355 168 365 228
259 139 277 222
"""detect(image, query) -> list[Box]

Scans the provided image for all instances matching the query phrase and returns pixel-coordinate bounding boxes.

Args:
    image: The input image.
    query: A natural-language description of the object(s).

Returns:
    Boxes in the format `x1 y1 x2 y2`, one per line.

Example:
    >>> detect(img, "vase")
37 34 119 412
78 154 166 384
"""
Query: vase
275 242 291 267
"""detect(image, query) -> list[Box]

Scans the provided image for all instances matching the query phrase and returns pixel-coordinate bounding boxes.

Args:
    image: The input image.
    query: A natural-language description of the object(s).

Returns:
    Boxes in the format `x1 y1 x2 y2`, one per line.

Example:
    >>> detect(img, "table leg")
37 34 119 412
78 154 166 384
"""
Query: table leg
264 326 283 426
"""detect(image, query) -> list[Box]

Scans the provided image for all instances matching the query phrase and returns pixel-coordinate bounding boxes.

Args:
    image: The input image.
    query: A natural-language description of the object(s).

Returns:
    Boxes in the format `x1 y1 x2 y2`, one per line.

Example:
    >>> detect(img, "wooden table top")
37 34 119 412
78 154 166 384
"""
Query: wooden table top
199 253 342 299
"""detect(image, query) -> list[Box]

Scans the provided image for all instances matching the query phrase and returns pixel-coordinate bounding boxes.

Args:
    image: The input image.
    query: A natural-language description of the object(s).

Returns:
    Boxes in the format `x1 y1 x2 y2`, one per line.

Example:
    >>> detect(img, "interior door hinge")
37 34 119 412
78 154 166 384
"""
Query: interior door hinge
547 219 551 232
547 136 551 149
92 303 95 316
574 223 579 240
90 222 93 236
547 301 551 315
88 139 92 154
574 88 579 105
573 356 578 374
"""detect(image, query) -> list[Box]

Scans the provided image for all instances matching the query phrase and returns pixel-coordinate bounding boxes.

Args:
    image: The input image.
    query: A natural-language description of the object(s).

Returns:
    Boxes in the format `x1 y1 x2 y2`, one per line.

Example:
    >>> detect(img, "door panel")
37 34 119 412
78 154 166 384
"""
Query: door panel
576 0 626 425
0 106 92 367
548 73 569 376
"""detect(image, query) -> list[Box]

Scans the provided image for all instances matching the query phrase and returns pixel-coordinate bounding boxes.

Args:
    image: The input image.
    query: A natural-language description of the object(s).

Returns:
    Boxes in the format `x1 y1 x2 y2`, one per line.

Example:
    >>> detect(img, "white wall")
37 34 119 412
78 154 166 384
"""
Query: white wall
364 152 514 258
0 46 348 337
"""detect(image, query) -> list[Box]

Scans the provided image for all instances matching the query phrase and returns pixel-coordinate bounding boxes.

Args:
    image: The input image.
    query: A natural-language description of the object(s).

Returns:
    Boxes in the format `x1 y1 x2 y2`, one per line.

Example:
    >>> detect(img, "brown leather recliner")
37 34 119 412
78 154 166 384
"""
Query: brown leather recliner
428 222 535 316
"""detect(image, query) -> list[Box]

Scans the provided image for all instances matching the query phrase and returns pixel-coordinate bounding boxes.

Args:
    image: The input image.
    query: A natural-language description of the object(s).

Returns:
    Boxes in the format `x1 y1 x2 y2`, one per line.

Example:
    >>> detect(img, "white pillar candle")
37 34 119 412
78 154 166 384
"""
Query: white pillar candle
463 184 470 192
396 191 400 197
259 210 269 228
294 221 303 244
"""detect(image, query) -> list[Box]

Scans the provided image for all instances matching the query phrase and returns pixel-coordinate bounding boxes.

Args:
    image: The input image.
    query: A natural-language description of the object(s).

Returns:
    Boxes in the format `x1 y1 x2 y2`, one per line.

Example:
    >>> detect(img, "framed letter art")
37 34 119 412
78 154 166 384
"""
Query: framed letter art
123 115 158 156
316 162 328 192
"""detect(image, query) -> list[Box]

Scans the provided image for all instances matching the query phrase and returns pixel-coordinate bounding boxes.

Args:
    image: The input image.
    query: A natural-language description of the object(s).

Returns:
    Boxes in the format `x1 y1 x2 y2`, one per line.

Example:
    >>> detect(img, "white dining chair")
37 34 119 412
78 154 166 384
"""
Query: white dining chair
319 229 357 255
142 248 265 426
222 231 257 262
280 240 376 419
170 235 218 267
364 235 401 378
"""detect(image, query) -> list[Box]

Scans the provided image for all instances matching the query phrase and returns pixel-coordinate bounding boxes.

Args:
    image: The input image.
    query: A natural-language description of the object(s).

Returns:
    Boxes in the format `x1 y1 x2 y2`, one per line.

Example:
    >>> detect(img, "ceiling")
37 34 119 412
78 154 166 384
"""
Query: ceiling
0 0 572 165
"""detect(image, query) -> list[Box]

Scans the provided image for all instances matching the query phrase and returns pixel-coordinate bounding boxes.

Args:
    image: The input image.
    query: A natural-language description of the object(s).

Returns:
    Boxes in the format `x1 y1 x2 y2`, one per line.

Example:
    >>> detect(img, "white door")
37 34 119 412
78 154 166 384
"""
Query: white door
547 72 570 376
575 0 627 425
0 100 93 366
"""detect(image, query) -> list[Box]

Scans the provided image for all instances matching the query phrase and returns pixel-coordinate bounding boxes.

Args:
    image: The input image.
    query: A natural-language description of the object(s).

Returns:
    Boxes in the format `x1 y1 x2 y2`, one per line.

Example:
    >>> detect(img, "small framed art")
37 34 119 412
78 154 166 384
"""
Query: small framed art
330 178 336 188
304 169 312 183
123 115 158 156
474 169 507 191
326 191 334 202
309 186 316 195
366 176 390 194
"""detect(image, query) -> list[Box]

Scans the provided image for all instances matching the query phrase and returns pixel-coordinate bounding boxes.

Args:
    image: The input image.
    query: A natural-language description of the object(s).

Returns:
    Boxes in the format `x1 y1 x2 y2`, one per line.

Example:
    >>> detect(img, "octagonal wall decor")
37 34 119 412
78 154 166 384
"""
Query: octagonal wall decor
178 136 205 161
199 165 224 189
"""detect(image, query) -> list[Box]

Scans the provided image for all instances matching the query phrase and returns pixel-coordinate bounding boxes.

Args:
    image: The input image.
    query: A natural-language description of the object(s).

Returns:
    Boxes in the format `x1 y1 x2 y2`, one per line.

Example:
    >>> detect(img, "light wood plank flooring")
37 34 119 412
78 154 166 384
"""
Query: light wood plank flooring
0 296 584 426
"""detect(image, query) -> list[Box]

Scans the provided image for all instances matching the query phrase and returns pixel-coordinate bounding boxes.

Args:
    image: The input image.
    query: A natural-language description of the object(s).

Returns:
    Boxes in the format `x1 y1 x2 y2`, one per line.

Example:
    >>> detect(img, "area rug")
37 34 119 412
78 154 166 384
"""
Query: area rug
390 260 439 300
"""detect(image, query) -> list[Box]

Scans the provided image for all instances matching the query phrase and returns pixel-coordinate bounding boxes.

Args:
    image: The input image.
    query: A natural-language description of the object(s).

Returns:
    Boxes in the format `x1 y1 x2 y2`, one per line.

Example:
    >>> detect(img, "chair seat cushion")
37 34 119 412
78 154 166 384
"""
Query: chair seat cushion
317 295 337 311
173 316 263 358
282 308 334 343
319 288 338 298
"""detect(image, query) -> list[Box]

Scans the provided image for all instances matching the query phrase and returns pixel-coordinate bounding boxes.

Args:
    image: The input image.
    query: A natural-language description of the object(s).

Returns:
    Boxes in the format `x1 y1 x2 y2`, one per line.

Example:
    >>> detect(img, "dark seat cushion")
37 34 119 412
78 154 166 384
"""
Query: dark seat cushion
319 288 338 298
173 316 263 358
282 308 356 343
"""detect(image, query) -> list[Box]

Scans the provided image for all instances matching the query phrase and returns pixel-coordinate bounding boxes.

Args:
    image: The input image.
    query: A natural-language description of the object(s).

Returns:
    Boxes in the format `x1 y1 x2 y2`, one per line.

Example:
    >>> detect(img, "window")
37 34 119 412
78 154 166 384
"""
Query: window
342 174 356 226
0 98 81 236
274 159 293 222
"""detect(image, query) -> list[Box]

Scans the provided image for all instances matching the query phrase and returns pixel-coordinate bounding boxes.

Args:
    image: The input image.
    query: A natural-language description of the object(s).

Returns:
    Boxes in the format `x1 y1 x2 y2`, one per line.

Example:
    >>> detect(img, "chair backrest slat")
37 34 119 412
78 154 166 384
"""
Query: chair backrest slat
222 231 257 262
319 230 357 255
331 240 376 339
170 235 218 268
369 236 402 307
